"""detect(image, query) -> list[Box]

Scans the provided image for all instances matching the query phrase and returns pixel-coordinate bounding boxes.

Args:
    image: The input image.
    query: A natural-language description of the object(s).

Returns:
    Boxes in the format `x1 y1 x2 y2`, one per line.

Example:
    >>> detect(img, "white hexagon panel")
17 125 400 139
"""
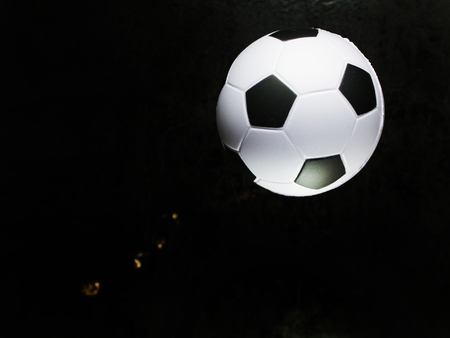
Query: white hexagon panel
239 129 304 183
276 37 345 94
216 27 384 196
216 84 249 151
284 90 356 159
226 36 284 91
342 108 384 176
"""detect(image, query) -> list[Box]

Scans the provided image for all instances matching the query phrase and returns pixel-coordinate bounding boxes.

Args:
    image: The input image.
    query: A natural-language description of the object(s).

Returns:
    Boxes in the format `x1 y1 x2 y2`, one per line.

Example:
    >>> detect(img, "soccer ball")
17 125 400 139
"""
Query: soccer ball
216 28 384 197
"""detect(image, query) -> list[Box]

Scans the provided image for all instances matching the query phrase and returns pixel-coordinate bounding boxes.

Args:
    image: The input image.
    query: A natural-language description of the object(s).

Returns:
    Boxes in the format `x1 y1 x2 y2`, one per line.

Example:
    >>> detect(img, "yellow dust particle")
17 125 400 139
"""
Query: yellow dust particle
82 281 100 296
134 258 142 269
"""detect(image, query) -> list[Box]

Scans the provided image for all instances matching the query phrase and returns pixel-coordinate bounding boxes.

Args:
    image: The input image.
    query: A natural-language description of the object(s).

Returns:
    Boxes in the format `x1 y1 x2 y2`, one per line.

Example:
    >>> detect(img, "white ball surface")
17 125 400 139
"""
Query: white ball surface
216 28 384 196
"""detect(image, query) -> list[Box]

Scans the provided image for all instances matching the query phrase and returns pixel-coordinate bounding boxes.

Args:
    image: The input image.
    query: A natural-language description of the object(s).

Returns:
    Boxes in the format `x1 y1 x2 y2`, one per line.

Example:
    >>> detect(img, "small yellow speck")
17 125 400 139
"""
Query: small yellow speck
82 281 101 296
134 258 142 269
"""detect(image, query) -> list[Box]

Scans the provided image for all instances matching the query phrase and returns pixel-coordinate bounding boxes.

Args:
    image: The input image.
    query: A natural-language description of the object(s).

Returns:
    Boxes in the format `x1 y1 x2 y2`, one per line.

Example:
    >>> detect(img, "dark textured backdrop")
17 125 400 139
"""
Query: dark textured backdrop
2 1 450 337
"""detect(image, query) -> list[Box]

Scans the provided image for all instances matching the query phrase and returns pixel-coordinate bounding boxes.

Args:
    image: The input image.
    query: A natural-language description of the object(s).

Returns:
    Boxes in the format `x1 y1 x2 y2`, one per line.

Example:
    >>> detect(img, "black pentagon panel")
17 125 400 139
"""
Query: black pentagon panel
295 155 346 190
246 75 296 128
270 28 318 41
339 64 377 116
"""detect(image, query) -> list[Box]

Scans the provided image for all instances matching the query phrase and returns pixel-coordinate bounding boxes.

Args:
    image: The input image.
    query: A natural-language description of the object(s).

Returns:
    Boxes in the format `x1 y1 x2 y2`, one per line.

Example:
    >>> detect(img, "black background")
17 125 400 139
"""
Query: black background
2 1 450 337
